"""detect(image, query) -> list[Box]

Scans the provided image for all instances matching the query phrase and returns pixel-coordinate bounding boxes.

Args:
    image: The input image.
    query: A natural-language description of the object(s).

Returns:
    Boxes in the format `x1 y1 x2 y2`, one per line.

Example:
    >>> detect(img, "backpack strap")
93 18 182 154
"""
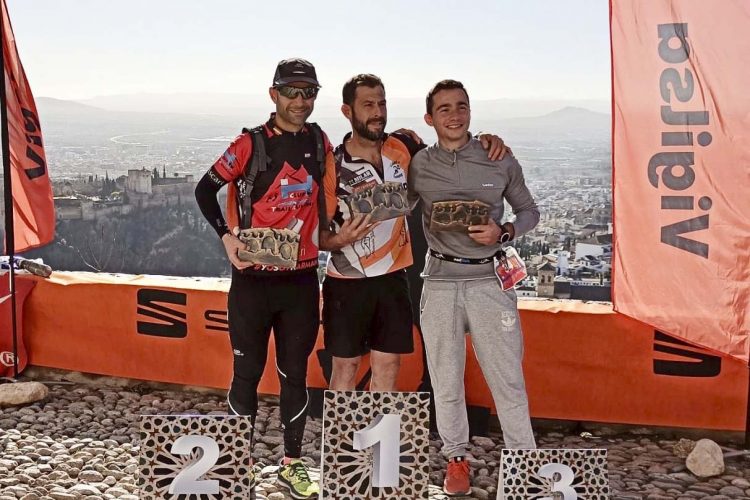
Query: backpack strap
236 125 268 229
308 122 325 169
307 122 329 227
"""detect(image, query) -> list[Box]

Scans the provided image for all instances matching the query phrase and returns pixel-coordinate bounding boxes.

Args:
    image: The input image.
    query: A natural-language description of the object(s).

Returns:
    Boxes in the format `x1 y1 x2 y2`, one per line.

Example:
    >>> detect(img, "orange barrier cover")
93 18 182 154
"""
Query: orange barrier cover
611 0 750 361
21 273 748 431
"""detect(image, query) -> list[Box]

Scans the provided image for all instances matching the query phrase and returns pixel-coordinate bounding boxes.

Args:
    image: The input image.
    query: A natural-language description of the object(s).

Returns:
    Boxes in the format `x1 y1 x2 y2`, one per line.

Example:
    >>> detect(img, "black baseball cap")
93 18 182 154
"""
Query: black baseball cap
272 58 321 87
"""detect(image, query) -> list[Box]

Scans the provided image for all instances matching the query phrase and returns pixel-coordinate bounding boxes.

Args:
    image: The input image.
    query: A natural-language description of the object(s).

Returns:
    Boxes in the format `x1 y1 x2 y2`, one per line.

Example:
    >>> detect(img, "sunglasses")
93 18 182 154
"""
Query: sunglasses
275 85 319 99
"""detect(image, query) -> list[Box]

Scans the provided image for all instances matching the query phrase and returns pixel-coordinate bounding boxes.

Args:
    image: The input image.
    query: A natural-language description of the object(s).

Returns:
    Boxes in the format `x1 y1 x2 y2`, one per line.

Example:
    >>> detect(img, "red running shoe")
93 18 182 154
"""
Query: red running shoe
443 456 471 497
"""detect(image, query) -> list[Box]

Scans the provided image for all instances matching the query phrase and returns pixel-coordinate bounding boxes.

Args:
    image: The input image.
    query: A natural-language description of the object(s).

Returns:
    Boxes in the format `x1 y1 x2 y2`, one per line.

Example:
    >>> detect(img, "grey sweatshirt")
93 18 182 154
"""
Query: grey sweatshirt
408 137 539 280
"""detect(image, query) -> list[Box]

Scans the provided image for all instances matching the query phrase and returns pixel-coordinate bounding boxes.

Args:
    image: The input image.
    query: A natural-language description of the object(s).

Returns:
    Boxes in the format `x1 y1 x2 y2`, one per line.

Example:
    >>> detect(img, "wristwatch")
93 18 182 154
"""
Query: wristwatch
498 223 513 243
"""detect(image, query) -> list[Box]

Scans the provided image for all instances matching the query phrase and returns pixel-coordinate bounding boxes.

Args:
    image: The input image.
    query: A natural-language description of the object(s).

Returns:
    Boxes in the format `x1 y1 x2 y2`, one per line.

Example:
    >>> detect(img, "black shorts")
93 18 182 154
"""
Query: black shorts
322 270 414 358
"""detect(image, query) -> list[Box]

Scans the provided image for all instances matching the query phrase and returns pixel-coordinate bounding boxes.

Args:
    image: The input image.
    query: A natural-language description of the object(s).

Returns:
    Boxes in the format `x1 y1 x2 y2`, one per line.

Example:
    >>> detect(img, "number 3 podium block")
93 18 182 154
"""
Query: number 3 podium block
321 391 430 499
138 415 253 499
500 448 609 499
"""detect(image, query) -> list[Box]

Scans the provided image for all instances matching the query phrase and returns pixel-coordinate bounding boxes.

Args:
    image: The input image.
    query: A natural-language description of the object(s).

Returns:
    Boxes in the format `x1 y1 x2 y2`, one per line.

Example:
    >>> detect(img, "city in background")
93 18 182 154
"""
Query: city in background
1 94 612 300
0 0 613 300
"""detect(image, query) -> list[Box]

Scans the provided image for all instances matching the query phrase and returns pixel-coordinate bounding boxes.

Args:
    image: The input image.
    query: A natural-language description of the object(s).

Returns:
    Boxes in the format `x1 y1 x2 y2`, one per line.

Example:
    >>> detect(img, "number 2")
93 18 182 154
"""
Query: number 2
353 413 401 488
538 462 577 500
168 435 221 494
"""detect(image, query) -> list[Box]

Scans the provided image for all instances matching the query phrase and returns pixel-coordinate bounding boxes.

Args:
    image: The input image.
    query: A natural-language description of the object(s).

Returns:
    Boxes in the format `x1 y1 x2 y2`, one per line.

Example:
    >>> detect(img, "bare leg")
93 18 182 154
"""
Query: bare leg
370 350 401 391
330 355 361 390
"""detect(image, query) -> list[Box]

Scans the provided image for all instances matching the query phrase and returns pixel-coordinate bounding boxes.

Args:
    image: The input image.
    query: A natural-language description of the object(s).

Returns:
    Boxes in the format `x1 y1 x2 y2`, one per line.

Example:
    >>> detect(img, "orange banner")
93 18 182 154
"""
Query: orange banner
611 1 750 361
0 273 34 376
20 273 749 431
1 0 54 253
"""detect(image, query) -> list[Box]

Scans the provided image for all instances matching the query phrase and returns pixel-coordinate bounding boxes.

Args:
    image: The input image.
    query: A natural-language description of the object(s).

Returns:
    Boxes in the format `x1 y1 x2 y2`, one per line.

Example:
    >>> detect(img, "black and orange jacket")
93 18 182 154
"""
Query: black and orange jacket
195 114 336 275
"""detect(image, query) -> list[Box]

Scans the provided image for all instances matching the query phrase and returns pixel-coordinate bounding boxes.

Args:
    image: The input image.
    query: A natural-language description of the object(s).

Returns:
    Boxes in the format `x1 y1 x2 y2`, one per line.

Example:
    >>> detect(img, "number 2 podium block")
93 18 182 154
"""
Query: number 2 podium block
321 391 430 499
500 448 609 499
138 415 253 499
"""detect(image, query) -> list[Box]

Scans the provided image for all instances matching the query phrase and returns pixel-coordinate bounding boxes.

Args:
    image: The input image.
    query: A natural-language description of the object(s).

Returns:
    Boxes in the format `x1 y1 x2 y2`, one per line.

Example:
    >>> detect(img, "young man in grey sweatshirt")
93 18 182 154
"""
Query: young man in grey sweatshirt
408 79 539 497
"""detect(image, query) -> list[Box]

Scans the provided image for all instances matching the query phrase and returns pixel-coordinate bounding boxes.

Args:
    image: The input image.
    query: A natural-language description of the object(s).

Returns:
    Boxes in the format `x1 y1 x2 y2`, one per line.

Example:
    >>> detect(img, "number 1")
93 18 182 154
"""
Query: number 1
353 413 401 488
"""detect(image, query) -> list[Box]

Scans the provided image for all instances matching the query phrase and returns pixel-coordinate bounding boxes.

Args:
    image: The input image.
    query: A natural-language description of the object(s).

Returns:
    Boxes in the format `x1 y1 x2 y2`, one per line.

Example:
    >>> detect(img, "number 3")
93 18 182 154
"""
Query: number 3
538 462 577 500
168 435 221 494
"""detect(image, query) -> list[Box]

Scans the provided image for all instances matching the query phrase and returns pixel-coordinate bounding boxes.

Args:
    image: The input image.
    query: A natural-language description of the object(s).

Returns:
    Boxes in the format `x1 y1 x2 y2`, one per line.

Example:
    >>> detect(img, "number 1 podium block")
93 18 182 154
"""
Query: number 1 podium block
321 391 430 499
138 415 253 499
500 448 609 499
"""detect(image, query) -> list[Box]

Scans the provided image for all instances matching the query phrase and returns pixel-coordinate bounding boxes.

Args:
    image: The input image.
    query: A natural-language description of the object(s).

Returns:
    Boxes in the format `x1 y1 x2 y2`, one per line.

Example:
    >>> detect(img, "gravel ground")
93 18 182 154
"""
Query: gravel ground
1 375 750 499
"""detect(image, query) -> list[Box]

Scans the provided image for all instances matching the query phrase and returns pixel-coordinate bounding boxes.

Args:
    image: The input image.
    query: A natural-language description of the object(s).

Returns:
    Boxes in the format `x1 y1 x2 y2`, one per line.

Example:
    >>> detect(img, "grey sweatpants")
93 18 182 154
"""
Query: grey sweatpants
420 277 536 458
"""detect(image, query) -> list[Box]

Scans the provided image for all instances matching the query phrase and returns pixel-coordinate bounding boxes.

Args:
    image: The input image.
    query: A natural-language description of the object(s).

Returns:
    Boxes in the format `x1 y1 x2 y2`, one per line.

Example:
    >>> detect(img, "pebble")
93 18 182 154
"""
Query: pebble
2 381 750 499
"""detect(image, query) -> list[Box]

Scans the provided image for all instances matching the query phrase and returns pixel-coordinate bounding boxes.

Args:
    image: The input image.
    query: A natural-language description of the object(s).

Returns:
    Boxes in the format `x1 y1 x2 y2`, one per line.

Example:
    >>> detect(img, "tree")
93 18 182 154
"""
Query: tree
101 172 115 197
89 220 126 272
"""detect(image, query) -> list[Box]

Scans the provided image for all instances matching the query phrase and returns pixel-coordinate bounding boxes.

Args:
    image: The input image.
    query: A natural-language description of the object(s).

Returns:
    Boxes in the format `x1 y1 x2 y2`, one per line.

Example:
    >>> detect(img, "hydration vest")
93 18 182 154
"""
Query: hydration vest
225 123 326 233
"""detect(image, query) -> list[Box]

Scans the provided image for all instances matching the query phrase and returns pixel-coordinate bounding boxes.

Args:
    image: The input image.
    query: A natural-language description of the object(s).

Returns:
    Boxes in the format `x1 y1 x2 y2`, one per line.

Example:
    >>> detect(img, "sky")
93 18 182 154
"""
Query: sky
6 0 612 102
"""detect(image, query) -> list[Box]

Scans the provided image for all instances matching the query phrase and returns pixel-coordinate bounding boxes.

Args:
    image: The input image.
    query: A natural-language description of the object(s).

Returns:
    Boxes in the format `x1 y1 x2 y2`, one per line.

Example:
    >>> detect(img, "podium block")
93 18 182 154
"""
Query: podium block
138 415 253 499
321 391 430 499
500 448 609 499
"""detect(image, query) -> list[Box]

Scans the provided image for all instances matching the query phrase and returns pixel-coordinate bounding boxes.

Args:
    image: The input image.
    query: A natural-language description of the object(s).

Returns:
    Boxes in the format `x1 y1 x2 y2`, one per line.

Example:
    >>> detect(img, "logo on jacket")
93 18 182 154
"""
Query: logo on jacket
501 311 516 330
221 151 237 169
281 175 313 199
392 163 405 179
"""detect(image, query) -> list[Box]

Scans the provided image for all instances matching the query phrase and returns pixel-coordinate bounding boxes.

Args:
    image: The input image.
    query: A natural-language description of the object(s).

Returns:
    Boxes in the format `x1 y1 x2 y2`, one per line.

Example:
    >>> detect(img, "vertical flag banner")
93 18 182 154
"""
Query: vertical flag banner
2 0 54 253
611 1 750 360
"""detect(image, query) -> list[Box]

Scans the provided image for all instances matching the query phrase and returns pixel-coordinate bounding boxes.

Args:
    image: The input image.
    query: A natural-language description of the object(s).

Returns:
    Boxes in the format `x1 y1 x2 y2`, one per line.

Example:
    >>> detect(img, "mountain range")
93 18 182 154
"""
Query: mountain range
37 96 610 142
68 92 610 119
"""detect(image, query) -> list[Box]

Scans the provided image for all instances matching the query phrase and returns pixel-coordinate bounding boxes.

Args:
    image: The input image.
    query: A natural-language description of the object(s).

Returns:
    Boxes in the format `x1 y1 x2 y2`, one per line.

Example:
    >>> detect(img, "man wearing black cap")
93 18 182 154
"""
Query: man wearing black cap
195 57 335 498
